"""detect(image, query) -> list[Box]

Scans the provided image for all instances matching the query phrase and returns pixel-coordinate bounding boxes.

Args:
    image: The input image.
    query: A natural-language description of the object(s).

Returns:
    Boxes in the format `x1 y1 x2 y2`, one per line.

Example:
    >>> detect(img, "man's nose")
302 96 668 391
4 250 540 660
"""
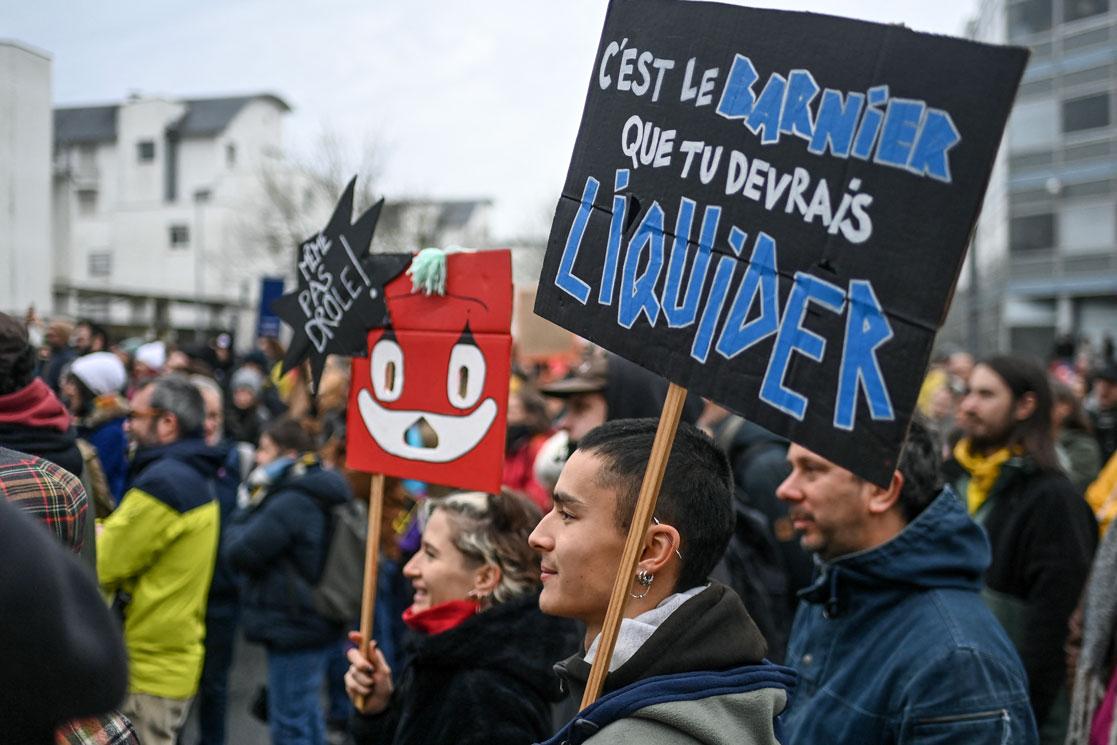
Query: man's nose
775 475 798 503
528 520 550 552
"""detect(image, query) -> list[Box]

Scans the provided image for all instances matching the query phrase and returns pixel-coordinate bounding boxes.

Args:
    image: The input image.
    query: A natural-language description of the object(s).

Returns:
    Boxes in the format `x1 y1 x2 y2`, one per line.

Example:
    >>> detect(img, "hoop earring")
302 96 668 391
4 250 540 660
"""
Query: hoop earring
629 569 654 600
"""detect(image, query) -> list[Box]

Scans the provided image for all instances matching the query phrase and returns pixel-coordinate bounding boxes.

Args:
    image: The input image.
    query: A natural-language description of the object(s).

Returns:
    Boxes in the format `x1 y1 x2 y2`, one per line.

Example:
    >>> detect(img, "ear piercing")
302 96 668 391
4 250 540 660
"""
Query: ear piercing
630 569 654 599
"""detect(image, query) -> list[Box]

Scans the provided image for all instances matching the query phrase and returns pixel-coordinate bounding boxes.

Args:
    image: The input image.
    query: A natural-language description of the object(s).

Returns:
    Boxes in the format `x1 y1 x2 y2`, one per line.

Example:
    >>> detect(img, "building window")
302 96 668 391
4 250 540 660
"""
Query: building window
88 250 112 278
137 140 156 162
1065 0 1108 22
1009 0 1052 37
77 144 97 170
226 143 236 168
77 190 97 216
169 224 190 248
1010 213 1056 252
1010 98 1058 150
1059 201 1116 254
1063 93 1111 133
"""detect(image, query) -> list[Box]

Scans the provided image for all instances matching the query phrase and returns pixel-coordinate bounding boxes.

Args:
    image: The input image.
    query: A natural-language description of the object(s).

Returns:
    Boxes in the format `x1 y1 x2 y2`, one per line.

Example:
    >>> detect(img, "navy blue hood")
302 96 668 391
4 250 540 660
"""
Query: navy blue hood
129 437 227 513
800 487 989 616
274 459 352 509
132 437 226 479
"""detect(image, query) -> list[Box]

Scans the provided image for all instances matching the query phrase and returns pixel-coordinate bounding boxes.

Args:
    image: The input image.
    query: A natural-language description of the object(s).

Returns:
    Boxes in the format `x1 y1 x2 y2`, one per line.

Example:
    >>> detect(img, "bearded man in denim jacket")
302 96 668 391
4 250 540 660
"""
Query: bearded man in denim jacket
777 417 1037 744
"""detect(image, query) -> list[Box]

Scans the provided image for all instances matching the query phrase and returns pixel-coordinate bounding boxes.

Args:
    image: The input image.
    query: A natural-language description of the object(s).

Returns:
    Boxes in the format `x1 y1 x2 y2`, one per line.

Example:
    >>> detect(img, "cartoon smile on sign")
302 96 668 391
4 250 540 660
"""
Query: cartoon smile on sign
347 250 513 493
357 325 499 463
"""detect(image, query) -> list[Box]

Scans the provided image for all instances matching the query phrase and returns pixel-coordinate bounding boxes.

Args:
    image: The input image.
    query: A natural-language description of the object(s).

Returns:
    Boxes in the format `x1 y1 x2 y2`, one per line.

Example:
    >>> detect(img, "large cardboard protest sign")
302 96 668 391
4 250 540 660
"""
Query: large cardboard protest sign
535 0 1027 486
347 251 513 493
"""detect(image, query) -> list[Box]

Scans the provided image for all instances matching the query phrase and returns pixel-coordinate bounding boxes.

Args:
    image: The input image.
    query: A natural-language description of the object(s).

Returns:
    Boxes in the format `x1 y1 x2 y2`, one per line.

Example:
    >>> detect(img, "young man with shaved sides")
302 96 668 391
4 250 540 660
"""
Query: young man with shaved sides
530 418 794 745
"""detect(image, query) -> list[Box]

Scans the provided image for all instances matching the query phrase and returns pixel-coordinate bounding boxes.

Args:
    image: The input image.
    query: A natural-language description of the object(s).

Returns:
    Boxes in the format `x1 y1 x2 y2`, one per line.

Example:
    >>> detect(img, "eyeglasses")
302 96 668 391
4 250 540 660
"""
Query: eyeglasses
127 407 164 421
652 516 684 561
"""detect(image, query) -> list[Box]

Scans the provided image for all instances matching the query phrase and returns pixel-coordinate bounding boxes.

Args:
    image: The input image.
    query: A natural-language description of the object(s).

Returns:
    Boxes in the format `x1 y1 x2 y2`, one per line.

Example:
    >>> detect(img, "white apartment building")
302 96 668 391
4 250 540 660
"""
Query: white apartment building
52 92 294 344
0 40 52 318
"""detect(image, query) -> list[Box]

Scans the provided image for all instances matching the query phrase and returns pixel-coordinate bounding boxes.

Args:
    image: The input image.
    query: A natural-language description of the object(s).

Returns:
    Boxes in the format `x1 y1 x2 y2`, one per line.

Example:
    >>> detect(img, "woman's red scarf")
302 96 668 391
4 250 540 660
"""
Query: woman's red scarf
401 599 479 635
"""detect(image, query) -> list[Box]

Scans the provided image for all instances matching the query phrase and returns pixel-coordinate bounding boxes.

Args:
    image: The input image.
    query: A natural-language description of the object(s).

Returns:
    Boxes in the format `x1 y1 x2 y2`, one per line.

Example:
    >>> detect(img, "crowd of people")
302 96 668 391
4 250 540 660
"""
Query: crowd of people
3 307 1117 745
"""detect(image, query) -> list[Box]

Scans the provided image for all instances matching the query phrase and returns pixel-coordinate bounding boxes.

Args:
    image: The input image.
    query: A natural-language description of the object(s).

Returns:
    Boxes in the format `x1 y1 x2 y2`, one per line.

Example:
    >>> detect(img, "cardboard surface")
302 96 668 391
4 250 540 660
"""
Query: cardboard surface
270 177 411 389
514 285 576 359
534 0 1027 486
347 251 514 493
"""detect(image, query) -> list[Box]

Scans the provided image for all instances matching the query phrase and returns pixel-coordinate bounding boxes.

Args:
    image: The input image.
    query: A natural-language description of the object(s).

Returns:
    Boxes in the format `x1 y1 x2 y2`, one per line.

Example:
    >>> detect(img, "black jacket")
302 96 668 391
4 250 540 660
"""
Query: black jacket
351 591 580 745
0 421 83 478
601 353 704 424
225 457 352 649
948 455 1098 724
0 497 128 744
555 581 769 702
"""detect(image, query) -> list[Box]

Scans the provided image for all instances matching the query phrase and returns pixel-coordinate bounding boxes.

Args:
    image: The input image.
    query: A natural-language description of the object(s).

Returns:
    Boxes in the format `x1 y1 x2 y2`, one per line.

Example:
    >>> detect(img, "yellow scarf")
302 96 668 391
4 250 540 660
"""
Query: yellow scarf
953 439 1016 515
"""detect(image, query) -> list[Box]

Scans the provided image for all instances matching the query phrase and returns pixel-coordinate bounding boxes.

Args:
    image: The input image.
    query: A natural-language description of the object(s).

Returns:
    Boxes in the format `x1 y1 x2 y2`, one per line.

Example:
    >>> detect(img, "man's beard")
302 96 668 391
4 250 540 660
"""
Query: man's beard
966 416 1015 455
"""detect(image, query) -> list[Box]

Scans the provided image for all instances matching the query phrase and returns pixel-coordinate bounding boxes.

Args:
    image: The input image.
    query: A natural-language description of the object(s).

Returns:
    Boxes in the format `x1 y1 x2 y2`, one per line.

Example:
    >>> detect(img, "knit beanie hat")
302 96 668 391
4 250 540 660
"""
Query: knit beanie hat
231 366 264 397
135 341 166 372
70 352 128 396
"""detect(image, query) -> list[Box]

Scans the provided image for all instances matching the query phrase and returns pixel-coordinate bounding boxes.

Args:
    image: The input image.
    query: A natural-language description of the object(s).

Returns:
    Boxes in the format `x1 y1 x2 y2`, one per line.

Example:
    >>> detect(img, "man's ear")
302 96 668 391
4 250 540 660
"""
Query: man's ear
1014 391 1038 422
473 563 502 598
866 471 904 516
156 411 180 444
638 521 682 576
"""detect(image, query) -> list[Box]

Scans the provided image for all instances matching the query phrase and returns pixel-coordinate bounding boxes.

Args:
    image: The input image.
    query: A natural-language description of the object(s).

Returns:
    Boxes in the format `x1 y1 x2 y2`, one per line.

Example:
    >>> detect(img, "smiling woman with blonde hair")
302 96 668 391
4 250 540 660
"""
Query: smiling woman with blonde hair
344 490 578 745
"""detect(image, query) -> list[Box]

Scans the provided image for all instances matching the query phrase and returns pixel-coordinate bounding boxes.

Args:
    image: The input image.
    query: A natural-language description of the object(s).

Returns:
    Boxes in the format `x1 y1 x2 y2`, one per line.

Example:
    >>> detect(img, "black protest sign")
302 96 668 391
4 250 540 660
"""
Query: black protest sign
271 177 411 389
534 0 1027 486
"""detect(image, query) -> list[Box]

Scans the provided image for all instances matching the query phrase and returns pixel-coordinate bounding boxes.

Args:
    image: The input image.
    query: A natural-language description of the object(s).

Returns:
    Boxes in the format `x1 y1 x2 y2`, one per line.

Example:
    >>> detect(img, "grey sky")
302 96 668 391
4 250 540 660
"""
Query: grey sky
4 0 979 240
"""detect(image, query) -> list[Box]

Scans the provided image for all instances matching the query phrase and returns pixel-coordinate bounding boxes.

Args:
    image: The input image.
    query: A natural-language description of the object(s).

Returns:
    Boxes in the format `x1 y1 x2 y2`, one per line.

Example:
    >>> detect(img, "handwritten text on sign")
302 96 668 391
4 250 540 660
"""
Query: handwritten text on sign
534 0 1026 485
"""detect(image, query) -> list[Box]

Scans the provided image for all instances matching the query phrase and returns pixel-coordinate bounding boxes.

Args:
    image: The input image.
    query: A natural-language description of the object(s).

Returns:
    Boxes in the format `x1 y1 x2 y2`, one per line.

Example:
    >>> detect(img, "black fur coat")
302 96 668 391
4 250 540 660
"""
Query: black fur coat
351 590 579 745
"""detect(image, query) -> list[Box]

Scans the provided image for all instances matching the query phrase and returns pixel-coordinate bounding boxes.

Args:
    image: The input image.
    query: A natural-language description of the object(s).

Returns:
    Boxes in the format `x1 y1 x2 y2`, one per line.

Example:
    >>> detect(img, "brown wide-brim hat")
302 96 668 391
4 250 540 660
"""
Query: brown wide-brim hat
1096 361 1117 383
540 354 609 397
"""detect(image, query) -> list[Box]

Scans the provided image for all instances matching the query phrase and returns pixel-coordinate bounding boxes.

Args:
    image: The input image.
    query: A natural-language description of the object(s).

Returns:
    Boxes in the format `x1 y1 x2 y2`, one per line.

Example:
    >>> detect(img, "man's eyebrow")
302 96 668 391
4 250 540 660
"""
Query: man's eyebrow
551 490 583 508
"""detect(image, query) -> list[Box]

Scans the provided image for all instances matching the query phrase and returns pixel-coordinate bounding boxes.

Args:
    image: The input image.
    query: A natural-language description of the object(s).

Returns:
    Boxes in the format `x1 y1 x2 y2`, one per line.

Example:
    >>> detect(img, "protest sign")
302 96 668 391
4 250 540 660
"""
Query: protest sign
534 0 1027 486
347 250 513 493
256 277 285 338
271 177 411 389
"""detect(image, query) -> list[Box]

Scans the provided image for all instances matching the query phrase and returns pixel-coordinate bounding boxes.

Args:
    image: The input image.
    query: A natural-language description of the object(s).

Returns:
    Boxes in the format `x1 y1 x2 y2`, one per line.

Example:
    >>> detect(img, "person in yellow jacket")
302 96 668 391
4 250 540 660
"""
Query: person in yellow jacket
98 376 224 745
1086 449 1117 537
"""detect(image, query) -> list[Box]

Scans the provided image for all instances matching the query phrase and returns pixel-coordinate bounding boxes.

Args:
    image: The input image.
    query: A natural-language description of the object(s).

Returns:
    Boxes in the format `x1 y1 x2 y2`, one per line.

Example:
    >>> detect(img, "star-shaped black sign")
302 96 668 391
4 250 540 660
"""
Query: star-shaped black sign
271 176 411 390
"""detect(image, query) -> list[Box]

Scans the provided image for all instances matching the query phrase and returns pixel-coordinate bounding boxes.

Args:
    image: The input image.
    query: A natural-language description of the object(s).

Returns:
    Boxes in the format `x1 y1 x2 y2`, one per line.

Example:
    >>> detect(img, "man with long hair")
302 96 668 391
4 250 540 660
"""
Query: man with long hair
949 354 1098 743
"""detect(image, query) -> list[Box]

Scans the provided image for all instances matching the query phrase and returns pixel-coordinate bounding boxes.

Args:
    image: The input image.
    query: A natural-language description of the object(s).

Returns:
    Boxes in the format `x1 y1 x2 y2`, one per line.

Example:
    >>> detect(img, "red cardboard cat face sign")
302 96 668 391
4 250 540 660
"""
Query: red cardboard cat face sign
347 251 512 493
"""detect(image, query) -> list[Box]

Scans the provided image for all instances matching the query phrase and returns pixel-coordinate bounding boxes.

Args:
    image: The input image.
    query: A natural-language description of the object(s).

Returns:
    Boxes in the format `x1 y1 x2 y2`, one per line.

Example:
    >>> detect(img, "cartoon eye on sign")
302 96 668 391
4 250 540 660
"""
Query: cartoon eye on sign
346 250 513 494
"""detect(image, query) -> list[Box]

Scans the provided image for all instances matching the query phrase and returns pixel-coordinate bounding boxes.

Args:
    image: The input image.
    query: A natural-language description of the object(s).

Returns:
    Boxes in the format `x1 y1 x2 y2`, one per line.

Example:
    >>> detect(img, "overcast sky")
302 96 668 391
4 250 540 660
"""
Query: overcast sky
4 0 978 240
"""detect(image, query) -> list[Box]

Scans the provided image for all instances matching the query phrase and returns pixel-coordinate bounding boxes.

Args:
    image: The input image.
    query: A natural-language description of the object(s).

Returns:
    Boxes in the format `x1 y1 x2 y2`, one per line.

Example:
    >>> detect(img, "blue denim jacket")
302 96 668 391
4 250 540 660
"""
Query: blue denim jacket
781 487 1038 745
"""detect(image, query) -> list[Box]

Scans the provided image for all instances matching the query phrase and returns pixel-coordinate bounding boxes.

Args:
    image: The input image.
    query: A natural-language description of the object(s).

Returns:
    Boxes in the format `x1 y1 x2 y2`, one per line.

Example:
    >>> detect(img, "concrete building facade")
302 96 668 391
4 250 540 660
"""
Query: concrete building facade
52 92 294 344
945 0 1117 358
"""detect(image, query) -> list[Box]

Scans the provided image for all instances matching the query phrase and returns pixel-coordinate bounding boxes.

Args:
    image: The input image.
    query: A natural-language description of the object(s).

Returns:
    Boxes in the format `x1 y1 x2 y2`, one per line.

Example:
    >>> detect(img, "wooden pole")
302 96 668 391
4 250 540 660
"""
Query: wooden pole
579 382 689 709
355 472 385 710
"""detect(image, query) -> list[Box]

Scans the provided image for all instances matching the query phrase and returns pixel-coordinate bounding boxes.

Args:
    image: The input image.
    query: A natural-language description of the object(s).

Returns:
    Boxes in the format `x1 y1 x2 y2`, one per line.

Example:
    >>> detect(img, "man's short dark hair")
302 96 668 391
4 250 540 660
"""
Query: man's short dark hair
576 418 734 591
145 375 206 440
895 416 944 523
262 417 315 454
77 319 110 350
0 313 36 396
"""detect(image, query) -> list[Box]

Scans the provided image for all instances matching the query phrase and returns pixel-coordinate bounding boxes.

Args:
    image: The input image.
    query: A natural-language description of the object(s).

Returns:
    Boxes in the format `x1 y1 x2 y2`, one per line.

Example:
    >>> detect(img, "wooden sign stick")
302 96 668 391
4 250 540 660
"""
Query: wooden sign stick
355 472 385 710
580 382 689 708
